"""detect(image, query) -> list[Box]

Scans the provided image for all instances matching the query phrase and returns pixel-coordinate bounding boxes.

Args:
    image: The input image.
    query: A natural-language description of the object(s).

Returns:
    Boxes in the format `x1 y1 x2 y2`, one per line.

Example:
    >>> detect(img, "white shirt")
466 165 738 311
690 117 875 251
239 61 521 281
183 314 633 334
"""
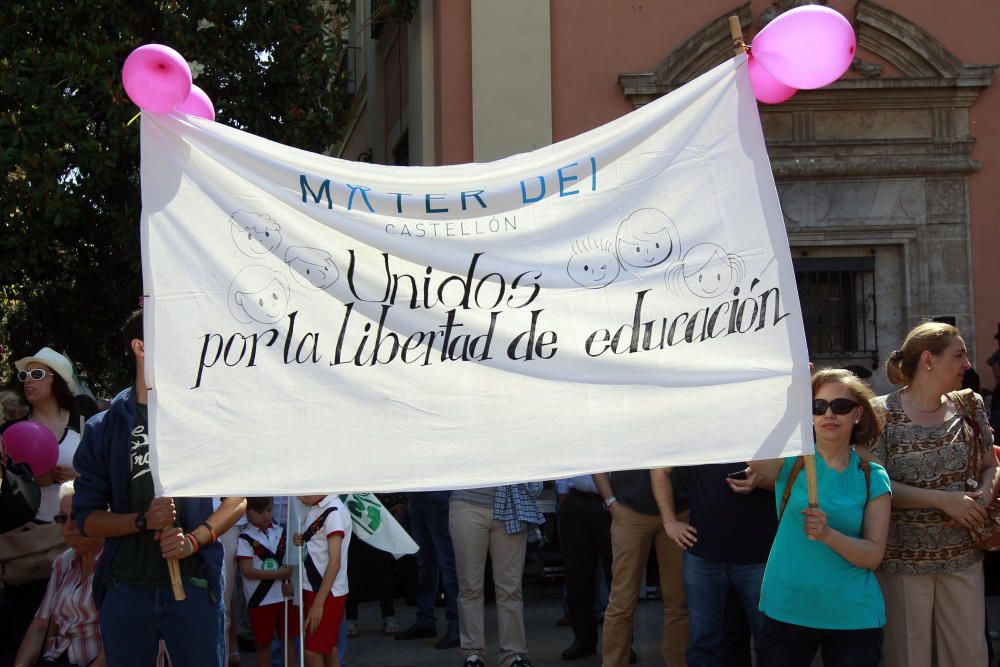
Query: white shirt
301 495 351 596
37 425 81 523
236 523 288 607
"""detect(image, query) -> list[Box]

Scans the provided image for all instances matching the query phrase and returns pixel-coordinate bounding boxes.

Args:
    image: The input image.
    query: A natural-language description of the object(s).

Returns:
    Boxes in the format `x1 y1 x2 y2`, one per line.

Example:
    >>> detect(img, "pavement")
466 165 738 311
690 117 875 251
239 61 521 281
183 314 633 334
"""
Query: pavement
238 585 1000 667
237 580 662 667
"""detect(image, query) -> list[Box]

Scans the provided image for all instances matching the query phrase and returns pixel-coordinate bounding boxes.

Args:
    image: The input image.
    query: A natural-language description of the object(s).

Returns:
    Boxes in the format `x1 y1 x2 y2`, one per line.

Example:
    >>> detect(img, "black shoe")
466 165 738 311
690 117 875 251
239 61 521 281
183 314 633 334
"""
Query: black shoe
395 623 437 640
435 629 460 649
510 657 533 667
463 655 485 667
561 641 597 660
629 647 638 664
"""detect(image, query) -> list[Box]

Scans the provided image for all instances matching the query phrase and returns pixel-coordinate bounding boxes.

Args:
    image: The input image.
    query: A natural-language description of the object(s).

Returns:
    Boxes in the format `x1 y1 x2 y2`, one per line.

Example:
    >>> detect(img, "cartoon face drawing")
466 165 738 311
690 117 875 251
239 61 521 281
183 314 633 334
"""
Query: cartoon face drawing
616 208 680 270
665 243 746 299
285 246 340 290
566 237 620 289
229 266 291 324
685 248 735 297
230 210 282 258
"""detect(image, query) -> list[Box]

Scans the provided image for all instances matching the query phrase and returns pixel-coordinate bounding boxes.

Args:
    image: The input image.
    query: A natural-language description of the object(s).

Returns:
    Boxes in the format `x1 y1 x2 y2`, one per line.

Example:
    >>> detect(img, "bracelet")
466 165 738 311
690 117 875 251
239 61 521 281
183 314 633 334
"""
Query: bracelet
186 533 200 554
198 521 218 543
602 495 618 509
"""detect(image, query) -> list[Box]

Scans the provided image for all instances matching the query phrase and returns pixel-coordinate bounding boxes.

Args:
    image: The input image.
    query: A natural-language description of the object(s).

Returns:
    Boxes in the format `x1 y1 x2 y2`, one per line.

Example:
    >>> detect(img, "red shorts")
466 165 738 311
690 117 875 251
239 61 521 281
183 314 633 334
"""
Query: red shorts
302 590 346 655
248 601 300 646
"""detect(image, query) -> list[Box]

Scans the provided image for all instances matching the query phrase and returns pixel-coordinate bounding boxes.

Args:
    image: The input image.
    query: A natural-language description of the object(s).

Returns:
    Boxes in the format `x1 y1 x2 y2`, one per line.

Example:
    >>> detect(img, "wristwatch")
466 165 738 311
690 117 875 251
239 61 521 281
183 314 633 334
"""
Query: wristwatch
135 511 147 532
603 495 618 509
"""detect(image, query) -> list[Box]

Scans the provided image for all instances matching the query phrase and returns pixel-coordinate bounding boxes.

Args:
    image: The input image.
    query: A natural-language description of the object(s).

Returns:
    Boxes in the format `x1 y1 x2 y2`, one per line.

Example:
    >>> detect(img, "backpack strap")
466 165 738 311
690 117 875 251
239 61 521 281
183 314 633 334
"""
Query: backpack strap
778 456 805 523
948 389 985 485
860 459 871 505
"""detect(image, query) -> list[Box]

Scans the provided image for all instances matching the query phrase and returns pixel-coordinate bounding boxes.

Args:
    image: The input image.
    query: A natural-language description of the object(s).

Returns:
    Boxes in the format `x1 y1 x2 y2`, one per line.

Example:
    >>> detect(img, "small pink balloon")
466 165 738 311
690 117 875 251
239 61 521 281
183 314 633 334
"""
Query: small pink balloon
748 55 796 104
751 5 856 90
176 84 215 121
3 421 59 476
121 44 193 113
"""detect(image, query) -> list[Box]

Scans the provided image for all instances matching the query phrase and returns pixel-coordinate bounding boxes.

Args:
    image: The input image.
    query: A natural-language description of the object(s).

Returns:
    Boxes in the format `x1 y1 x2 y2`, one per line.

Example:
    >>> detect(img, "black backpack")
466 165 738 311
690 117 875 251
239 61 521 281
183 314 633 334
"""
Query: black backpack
1 444 41 533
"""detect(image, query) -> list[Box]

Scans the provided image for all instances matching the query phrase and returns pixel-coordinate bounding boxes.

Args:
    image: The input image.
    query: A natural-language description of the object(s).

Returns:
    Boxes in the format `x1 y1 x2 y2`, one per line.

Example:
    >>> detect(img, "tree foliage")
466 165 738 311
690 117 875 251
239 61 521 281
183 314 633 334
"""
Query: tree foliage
0 0 354 395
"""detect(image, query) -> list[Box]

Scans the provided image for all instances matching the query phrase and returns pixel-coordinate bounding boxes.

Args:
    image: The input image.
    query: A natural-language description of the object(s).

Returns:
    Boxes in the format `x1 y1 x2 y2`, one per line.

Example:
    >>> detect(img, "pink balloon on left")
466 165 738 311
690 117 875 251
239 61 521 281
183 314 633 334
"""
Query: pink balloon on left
176 84 215 121
3 421 59 476
121 44 193 113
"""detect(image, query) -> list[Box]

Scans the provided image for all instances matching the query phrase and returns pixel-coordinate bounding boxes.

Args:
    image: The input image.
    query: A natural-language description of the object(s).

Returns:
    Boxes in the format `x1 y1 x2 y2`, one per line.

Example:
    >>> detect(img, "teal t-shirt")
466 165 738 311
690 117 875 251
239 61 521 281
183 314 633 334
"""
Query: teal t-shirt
758 450 891 630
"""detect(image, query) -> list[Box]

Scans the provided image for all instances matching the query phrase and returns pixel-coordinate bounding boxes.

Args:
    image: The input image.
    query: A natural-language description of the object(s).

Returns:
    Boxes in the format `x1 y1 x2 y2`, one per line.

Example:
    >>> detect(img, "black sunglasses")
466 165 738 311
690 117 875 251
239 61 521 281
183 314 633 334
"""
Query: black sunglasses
52 512 75 524
812 398 859 416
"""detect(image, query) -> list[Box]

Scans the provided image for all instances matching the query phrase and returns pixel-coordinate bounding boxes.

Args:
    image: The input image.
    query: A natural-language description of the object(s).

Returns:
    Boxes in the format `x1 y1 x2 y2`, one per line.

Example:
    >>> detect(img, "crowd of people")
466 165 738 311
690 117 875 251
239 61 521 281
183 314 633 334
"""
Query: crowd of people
2 315 1000 667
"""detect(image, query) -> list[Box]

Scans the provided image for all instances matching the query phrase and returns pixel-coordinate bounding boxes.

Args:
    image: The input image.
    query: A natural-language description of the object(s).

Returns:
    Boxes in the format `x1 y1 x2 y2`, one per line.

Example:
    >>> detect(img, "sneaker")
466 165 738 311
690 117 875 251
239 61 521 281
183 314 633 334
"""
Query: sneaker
510 657 533 667
382 616 399 635
463 655 485 667
346 620 360 638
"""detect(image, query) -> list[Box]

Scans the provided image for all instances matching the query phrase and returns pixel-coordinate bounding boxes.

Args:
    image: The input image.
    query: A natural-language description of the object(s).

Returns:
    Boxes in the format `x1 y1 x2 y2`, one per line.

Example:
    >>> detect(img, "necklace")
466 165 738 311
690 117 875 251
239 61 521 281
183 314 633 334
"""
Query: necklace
902 390 944 414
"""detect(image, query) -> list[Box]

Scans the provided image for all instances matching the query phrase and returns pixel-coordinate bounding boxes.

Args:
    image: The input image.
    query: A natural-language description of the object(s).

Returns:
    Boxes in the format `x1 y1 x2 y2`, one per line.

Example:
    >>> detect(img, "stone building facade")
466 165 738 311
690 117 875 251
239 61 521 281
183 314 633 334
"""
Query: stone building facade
336 0 1000 391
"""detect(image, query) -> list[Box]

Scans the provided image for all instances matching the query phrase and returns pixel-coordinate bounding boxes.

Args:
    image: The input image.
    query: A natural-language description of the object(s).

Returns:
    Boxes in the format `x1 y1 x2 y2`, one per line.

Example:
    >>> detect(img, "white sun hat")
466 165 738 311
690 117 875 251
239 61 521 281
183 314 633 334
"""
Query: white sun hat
14 347 79 393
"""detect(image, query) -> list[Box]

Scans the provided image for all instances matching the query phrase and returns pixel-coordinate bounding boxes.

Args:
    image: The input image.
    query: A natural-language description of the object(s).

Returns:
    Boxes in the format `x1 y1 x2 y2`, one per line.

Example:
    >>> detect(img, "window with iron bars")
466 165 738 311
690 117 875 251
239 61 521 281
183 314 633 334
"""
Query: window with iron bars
793 257 878 362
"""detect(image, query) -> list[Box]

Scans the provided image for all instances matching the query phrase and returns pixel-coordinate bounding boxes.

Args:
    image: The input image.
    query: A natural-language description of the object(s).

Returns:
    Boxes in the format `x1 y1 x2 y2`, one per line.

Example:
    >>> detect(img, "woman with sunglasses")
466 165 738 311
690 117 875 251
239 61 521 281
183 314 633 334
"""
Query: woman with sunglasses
749 368 891 667
2 348 84 523
0 348 85 665
13 481 106 667
863 322 998 667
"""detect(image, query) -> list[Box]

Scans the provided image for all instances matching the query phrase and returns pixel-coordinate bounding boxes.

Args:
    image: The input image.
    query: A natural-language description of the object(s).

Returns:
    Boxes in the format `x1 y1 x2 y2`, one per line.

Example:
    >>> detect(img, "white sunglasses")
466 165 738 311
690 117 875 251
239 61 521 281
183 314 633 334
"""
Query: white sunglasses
17 369 53 382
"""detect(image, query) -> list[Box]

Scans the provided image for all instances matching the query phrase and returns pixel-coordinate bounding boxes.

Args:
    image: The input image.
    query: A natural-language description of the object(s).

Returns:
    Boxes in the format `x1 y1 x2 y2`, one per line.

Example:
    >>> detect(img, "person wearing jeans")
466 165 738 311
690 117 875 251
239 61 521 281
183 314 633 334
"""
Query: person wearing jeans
72 309 246 666
394 491 461 649
652 463 777 667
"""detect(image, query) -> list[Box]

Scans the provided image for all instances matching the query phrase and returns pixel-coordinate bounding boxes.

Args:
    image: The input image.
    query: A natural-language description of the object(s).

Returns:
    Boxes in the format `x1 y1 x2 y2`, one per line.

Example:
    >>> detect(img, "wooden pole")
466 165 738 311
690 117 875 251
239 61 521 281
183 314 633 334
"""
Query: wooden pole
728 15 748 56
803 455 819 508
168 556 186 601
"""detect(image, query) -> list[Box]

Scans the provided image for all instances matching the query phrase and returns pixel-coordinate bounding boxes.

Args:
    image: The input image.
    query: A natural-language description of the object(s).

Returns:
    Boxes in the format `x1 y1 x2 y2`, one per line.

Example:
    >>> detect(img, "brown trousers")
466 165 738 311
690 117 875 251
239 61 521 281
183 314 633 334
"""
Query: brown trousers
601 503 688 667
877 561 988 667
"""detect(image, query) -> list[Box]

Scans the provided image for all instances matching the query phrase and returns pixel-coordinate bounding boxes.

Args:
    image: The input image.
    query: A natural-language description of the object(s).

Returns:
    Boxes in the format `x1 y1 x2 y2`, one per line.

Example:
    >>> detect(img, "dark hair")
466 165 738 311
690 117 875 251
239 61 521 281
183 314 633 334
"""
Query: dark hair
811 368 881 447
74 394 101 420
123 308 143 356
843 365 872 380
246 497 274 513
886 321 960 385
962 368 981 394
16 364 76 413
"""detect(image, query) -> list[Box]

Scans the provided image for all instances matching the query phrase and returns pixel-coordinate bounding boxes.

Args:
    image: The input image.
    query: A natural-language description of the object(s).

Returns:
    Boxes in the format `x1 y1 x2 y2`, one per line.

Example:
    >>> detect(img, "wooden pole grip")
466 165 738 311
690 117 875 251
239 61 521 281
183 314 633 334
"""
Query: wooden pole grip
168 557 186 601
803 454 819 508
728 15 747 56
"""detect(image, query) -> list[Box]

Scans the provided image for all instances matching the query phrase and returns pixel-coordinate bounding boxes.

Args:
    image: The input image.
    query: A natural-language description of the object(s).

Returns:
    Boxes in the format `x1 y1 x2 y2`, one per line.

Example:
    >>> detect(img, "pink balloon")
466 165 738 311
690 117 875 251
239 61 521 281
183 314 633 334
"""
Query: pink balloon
748 55 796 104
3 421 58 476
121 44 193 113
176 84 215 121
751 5 856 90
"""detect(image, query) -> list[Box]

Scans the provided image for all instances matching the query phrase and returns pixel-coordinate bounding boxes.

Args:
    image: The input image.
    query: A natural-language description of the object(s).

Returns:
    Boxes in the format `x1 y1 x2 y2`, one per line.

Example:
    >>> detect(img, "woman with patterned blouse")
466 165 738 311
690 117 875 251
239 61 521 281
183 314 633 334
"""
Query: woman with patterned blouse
866 321 999 667
14 482 105 667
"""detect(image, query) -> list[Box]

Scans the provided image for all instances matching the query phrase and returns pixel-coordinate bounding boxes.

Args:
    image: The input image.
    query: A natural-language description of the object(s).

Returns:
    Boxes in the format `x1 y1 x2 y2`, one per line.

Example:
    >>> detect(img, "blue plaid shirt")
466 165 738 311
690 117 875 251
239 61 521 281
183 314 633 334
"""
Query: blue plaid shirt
493 483 545 542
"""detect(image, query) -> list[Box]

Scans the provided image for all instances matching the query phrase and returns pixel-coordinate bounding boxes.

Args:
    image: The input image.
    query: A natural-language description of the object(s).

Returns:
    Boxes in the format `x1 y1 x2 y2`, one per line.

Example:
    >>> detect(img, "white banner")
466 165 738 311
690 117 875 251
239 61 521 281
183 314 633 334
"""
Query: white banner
141 55 812 497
